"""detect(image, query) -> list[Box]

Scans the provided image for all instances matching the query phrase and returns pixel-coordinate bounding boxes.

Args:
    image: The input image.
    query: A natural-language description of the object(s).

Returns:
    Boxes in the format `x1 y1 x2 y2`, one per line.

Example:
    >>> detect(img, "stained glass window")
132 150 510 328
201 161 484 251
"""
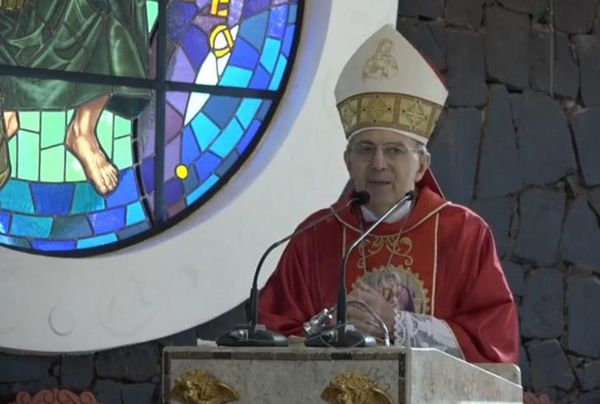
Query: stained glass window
0 0 302 255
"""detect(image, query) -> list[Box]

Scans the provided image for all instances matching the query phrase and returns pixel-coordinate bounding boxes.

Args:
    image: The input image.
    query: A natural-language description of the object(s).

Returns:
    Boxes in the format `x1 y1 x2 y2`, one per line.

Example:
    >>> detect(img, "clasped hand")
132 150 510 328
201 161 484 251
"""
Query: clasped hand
346 280 397 339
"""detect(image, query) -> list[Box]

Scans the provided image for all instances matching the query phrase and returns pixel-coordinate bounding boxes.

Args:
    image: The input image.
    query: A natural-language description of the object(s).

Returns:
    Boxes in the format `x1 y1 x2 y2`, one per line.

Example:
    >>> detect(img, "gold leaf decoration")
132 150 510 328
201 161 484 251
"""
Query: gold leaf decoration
322 370 394 404
171 369 239 404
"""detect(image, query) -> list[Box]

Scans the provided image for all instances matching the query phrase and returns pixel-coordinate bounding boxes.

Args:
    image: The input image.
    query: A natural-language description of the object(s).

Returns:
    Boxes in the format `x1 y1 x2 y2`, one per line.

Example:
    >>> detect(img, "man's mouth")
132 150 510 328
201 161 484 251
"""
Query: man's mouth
368 179 392 186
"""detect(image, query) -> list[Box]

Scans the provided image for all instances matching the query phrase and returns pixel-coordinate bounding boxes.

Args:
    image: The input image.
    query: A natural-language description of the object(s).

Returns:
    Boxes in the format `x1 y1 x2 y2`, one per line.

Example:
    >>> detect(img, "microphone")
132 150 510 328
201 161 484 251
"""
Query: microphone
216 190 370 346
305 190 416 347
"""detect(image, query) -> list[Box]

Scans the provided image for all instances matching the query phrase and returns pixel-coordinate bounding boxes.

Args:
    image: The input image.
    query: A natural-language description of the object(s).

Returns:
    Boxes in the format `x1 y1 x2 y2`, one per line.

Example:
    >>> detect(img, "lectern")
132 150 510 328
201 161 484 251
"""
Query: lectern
162 344 522 403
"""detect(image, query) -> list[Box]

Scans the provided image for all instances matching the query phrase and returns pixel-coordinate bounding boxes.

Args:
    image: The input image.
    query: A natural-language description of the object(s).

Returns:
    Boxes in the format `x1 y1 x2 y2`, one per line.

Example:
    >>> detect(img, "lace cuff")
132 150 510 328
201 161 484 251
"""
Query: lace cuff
393 309 464 360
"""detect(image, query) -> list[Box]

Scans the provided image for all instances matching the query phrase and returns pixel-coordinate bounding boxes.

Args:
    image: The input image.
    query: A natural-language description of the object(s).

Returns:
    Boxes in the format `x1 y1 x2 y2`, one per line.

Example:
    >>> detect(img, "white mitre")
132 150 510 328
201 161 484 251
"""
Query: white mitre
334 24 448 144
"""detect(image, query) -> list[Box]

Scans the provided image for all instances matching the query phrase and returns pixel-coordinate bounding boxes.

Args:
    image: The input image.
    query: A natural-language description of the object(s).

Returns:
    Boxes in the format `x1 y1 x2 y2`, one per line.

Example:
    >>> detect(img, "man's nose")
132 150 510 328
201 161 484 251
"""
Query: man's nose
370 147 387 169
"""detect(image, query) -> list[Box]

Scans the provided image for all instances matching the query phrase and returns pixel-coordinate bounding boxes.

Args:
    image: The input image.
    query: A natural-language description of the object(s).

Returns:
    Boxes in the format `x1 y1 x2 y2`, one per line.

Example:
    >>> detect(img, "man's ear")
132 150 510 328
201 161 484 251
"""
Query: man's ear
343 148 351 173
415 152 431 183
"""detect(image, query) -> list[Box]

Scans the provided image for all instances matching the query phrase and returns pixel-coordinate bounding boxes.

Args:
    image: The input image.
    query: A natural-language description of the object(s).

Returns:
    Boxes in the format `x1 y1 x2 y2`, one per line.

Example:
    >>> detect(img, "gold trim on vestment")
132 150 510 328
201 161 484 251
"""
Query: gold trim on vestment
431 213 439 315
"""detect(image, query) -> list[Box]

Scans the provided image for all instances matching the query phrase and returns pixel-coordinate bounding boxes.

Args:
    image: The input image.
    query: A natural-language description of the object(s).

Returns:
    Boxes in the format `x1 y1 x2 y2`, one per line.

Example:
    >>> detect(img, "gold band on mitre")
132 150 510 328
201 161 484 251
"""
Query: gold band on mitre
337 92 443 144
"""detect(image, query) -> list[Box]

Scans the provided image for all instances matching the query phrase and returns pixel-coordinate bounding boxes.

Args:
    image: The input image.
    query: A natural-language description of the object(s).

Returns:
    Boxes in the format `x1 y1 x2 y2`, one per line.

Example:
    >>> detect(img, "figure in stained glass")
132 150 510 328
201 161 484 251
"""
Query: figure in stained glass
0 0 151 195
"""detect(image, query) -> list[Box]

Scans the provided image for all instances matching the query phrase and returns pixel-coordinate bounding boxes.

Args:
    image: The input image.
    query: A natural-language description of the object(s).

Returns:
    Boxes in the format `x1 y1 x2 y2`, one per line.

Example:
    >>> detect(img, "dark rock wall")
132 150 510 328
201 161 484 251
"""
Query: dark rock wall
399 0 600 402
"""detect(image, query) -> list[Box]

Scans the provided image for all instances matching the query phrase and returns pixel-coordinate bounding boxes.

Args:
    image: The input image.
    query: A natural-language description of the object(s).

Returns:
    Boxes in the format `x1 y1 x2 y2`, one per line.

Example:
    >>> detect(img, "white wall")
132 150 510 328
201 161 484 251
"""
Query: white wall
0 0 398 353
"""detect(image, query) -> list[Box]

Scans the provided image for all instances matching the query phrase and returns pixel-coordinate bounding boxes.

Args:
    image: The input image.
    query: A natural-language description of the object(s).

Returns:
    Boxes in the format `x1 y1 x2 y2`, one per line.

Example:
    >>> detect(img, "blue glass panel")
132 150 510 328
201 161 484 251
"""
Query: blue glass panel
267 5 288 39
289 4 298 23
51 216 93 239
242 0 269 18
229 38 260 70
89 208 126 234
194 153 221 181
210 119 243 158
182 164 200 194
117 221 151 240
191 114 220 150
71 182 106 214
236 98 262 129
202 96 239 127
220 66 253 87
106 169 139 208
182 126 201 164
238 11 268 50
77 234 119 249
236 119 261 154
256 100 271 119
249 65 270 88
269 54 288 90
0 210 9 233
30 183 75 216
186 174 219 205
141 158 155 193
0 180 34 214
165 177 184 206
216 152 238 177
260 38 281 73
126 202 146 226
11 214 53 238
182 26 209 70
167 2 197 43
282 24 295 57
0 234 30 248
32 239 77 251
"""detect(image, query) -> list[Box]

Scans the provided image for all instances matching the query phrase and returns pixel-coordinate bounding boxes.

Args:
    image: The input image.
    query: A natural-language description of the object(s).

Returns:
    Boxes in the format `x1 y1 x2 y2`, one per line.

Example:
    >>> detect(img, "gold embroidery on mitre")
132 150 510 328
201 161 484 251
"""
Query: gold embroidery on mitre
171 369 239 404
337 93 443 140
340 100 358 132
399 97 430 132
362 95 394 123
355 265 430 315
322 371 393 404
362 38 399 81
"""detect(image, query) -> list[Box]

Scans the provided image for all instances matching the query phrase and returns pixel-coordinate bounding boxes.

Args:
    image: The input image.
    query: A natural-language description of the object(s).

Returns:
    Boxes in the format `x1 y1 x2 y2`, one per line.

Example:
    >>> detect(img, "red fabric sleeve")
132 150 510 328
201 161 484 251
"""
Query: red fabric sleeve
442 220 520 364
258 236 319 337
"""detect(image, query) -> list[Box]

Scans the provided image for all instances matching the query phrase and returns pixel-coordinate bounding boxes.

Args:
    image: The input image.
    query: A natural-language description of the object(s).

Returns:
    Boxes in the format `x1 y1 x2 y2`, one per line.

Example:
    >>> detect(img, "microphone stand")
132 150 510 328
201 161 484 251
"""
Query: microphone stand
305 190 416 347
216 191 370 346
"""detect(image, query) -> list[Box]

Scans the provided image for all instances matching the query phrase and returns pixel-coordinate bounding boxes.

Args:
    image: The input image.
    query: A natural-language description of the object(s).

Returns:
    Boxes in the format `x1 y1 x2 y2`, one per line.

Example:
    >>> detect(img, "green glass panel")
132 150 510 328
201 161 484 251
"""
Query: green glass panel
96 112 114 159
17 130 39 181
146 0 158 33
114 116 132 138
40 146 66 182
19 111 40 132
41 112 66 148
8 137 16 172
112 136 133 169
65 152 86 182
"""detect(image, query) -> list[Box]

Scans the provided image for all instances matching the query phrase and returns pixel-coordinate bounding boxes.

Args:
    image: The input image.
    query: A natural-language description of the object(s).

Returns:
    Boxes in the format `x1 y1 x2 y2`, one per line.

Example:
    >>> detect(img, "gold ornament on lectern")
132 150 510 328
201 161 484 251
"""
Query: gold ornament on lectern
171 369 239 404
321 370 393 404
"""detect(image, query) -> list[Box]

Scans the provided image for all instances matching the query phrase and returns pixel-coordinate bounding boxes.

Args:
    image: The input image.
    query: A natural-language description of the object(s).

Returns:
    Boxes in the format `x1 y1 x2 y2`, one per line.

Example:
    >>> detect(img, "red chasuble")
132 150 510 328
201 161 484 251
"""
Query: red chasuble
259 172 520 364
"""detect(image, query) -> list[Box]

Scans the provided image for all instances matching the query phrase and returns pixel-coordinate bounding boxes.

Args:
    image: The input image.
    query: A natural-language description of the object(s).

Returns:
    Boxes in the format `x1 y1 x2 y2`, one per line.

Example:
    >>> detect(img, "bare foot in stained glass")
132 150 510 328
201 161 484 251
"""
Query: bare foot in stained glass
3 111 19 138
65 95 119 195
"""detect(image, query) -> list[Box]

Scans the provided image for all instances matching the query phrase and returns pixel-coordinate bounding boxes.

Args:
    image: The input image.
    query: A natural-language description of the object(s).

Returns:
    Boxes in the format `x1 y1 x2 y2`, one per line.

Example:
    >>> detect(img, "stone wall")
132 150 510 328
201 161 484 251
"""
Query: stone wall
2 1 600 403
396 0 600 402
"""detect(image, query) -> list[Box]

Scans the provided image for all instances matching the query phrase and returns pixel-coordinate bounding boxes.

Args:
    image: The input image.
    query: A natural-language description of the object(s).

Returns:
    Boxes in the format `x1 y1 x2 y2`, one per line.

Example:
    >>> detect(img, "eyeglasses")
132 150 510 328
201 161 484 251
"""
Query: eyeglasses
350 142 422 161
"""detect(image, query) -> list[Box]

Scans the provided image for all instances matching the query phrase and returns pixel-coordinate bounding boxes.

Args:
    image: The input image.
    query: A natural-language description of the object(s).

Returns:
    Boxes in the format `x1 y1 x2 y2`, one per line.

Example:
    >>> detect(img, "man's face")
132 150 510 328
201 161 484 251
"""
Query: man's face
344 129 430 216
